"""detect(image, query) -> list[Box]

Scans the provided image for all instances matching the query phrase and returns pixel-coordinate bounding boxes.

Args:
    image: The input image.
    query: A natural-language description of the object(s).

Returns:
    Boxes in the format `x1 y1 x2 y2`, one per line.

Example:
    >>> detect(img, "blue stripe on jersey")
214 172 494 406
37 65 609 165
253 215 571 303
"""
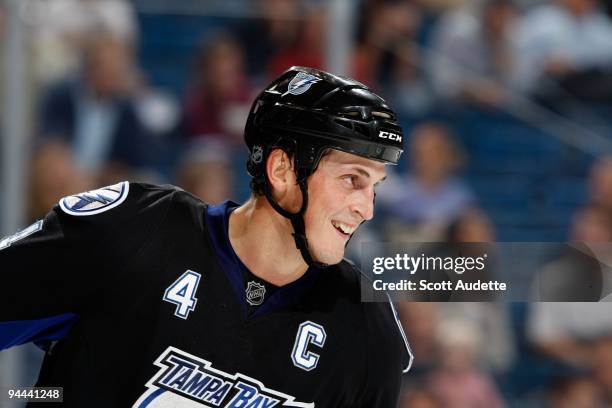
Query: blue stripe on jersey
0 313 79 350
205 201 320 318
205 201 248 317
138 388 165 407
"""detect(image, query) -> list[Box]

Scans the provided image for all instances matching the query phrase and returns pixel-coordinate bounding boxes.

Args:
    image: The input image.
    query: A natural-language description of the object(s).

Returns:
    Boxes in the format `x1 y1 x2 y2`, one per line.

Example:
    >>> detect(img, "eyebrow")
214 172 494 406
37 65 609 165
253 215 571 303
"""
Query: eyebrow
355 168 371 179
374 175 387 186
350 167 387 185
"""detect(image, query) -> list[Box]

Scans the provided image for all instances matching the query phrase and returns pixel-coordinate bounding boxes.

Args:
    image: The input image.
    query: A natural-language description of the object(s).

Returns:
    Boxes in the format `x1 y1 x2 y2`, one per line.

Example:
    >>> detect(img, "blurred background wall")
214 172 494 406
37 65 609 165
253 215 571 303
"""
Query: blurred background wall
2 0 612 406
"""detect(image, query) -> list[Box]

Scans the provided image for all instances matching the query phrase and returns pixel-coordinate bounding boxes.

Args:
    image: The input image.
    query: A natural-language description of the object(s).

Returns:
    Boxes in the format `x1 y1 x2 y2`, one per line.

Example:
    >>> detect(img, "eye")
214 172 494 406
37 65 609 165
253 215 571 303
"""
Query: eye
343 175 362 189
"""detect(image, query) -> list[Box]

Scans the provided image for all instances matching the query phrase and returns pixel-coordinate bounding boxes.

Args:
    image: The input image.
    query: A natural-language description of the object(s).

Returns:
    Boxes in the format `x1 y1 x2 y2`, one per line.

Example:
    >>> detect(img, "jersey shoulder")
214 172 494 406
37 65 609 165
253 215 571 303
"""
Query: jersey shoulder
54 182 182 241
166 185 210 214
57 181 179 218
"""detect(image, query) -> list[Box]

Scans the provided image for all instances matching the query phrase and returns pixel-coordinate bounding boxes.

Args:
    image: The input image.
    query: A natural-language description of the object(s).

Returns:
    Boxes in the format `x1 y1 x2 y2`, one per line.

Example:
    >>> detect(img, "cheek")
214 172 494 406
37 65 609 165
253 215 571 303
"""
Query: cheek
303 199 330 236
306 183 345 223
303 189 331 232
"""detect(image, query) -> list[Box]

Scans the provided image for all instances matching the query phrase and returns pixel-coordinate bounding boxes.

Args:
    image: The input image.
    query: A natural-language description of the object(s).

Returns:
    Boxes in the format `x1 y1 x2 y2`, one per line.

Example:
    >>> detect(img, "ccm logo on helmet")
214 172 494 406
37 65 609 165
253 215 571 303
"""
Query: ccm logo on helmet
378 131 402 143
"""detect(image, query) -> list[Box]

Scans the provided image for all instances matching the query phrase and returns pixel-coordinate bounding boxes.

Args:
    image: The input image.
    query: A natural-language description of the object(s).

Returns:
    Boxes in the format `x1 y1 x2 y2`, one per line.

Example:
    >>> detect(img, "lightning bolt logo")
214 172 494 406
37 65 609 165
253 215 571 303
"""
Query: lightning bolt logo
59 181 130 216
283 72 321 97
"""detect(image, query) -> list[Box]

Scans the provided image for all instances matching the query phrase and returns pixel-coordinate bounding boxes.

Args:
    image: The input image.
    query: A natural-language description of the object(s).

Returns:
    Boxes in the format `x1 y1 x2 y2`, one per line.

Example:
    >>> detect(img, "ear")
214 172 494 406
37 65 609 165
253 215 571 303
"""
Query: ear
266 149 298 202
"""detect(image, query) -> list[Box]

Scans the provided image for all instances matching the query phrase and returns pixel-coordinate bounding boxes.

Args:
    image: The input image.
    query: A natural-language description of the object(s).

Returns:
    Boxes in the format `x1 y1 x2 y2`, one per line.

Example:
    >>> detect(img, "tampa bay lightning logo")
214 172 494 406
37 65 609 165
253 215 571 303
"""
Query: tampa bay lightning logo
282 72 321 97
59 181 129 216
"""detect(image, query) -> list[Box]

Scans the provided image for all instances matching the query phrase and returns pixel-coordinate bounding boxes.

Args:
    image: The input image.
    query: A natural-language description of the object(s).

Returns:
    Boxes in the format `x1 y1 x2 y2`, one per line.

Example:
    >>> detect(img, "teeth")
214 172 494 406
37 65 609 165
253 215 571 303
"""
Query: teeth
332 221 356 235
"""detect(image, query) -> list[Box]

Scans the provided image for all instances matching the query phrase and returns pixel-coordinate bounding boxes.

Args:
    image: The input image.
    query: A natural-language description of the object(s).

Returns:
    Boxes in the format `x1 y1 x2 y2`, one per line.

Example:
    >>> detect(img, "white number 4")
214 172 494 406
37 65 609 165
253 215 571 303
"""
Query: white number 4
163 270 201 319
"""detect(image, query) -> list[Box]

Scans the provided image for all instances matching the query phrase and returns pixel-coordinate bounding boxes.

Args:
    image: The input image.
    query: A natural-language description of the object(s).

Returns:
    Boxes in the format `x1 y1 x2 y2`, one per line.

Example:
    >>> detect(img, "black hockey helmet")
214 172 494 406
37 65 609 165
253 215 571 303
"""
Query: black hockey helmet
244 66 404 268
245 66 403 183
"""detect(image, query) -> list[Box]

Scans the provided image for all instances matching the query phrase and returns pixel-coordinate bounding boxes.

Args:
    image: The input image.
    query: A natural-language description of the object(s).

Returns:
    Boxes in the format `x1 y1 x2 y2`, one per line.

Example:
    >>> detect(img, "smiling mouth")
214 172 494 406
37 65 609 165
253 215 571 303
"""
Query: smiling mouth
332 221 356 238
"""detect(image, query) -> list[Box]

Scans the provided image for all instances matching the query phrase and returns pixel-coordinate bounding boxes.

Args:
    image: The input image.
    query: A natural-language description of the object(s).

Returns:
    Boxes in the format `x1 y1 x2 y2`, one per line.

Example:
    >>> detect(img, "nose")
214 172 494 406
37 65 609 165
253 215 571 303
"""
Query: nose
350 188 375 222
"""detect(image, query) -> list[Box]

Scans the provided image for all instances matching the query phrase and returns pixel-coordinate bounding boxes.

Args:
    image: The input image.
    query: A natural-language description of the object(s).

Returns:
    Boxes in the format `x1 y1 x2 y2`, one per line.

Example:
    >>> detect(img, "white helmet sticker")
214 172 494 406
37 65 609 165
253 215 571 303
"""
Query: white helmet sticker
59 181 130 216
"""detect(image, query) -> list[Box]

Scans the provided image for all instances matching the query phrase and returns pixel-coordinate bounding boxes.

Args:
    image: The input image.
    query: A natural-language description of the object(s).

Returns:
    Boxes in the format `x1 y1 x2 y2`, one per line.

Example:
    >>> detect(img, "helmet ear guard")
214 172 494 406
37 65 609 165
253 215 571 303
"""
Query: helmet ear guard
244 66 405 268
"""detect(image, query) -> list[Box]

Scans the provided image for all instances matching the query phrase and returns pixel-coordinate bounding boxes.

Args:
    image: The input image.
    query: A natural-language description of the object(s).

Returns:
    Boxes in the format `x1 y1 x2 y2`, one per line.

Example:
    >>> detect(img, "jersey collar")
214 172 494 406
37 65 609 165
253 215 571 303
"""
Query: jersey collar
205 201 320 318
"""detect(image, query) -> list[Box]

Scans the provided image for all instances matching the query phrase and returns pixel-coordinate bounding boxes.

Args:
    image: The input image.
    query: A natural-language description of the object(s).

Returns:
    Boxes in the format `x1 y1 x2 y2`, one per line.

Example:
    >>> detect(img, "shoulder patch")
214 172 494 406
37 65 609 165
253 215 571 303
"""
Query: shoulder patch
59 181 129 216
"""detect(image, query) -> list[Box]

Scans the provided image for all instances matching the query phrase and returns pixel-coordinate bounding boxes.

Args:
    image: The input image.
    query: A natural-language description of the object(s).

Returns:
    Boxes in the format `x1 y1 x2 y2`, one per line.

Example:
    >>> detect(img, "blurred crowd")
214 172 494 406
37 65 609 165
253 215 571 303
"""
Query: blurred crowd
4 0 612 215
2 0 612 406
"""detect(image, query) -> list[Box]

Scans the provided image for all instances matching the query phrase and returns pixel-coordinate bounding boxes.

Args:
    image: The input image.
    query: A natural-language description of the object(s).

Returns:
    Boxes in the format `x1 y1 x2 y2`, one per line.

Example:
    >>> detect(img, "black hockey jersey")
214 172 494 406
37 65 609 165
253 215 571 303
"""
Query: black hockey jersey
0 182 412 407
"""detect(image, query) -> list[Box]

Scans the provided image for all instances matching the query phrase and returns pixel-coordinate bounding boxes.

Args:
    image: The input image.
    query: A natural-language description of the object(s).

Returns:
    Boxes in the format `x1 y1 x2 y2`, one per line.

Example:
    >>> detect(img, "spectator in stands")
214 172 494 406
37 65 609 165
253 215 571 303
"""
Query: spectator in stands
352 0 424 89
267 5 325 78
377 122 475 241
428 319 506 408
175 140 235 204
428 0 517 107
31 0 137 85
534 204 608 302
38 33 161 185
397 302 439 378
588 156 612 218
528 203 612 367
436 302 516 373
236 0 304 81
28 140 93 220
510 0 612 96
593 337 612 405
438 210 516 370
399 387 442 408
383 42 434 117
183 32 252 146
548 376 605 408
446 207 496 243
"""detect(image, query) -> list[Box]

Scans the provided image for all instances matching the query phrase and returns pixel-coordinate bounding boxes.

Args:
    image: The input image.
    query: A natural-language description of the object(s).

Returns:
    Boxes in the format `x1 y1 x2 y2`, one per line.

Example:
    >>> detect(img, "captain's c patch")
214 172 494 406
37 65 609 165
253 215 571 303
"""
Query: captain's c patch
59 181 129 216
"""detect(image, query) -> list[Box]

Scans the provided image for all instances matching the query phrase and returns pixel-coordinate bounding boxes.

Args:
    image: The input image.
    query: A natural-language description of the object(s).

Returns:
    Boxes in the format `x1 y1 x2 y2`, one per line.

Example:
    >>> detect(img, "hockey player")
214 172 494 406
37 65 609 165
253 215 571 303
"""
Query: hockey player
0 67 412 407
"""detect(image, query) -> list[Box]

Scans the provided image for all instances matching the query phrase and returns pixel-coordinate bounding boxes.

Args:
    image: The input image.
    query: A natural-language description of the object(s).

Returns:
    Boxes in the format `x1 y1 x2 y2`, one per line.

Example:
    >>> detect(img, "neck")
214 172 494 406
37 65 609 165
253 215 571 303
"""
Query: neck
228 196 309 286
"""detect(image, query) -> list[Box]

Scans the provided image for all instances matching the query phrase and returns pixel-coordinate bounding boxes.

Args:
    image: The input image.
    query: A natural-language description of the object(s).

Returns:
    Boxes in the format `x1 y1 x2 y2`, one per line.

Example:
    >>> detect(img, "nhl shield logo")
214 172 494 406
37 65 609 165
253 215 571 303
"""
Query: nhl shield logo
246 281 266 306
282 72 321 97
59 181 129 216
251 145 264 164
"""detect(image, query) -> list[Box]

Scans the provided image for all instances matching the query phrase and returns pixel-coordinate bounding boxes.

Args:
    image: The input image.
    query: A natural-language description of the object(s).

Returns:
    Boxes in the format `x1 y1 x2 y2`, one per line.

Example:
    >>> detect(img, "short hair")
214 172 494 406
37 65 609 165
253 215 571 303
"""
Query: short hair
249 145 331 196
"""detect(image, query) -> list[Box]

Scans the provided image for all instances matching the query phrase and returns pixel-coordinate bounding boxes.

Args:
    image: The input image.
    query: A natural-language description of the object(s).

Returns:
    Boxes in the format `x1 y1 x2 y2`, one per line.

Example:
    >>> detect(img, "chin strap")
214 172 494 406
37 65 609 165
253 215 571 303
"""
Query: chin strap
263 178 329 269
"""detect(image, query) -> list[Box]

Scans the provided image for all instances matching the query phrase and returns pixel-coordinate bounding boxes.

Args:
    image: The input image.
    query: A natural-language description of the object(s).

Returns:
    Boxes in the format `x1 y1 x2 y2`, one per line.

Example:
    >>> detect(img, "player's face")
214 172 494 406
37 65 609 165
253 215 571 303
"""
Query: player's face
304 150 387 265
